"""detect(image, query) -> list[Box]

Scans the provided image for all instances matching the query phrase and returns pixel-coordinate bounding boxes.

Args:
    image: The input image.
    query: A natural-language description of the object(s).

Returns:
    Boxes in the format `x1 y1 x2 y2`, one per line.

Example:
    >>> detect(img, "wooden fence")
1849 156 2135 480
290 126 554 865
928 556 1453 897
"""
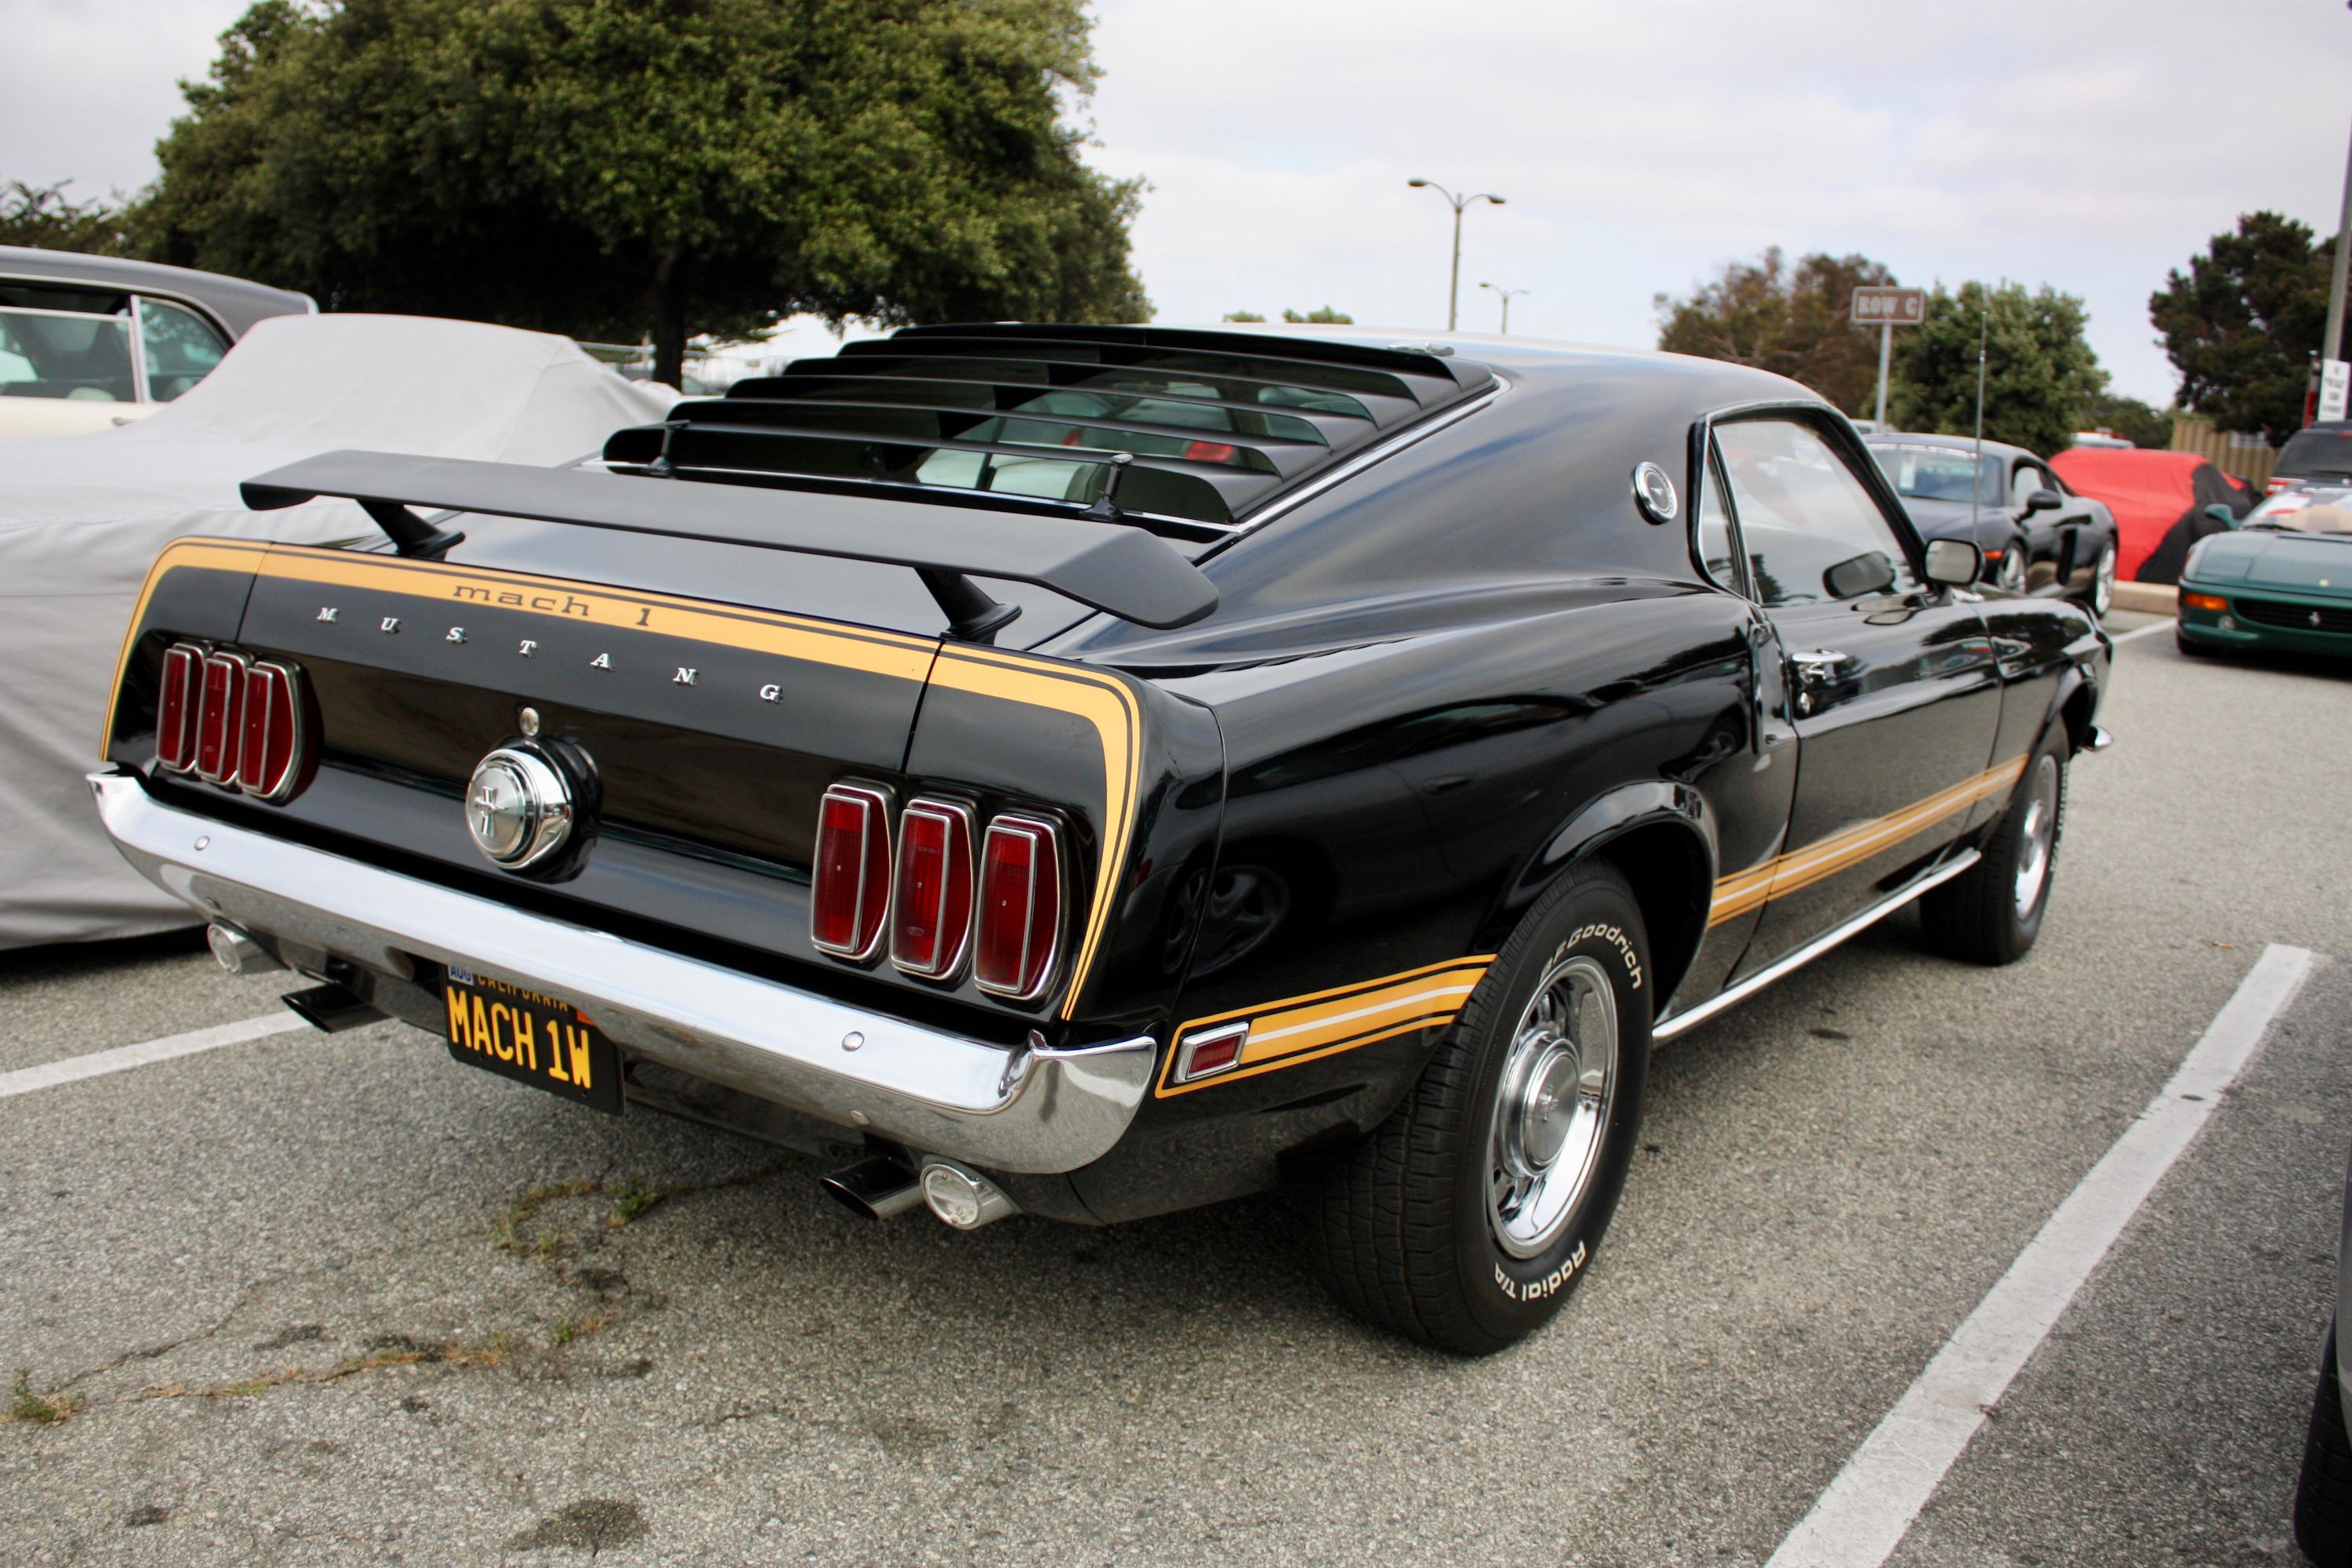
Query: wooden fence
2170 416 2278 488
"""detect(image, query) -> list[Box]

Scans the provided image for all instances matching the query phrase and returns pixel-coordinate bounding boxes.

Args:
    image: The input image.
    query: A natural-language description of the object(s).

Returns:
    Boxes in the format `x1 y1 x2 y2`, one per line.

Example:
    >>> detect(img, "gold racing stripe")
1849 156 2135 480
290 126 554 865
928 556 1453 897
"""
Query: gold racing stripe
107 539 1142 1018
1704 755 2029 927
1157 956 1494 1098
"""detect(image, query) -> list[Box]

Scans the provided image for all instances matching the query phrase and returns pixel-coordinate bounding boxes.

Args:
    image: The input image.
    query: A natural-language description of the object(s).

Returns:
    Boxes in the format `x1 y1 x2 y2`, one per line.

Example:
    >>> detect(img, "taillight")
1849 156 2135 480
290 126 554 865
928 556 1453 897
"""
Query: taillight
1183 439 1238 464
235 661 308 800
155 643 202 772
155 639 313 802
811 784 893 960
193 650 249 784
891 799 975 979
974 815 1062 1000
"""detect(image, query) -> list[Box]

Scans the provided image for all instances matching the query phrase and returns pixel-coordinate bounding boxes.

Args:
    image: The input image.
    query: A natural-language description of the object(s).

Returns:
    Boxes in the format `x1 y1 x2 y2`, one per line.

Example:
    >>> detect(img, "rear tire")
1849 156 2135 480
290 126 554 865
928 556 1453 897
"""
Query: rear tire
2297 1325 2352 1566
1918 731 2065 966
1309 861 1651 1356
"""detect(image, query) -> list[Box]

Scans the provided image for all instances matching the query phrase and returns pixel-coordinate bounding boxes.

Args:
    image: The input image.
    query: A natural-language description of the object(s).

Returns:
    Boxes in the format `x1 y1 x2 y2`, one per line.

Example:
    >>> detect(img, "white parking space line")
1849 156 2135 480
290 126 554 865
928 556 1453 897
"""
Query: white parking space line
1766 942 2318 1568
0 1012 311 1101
2109 619 2174 644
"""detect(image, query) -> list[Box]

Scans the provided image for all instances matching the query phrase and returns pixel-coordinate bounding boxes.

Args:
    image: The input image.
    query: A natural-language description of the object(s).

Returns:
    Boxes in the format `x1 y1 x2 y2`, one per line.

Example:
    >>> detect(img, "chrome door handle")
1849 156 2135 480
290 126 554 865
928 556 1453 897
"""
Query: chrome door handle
1787 649 1851 682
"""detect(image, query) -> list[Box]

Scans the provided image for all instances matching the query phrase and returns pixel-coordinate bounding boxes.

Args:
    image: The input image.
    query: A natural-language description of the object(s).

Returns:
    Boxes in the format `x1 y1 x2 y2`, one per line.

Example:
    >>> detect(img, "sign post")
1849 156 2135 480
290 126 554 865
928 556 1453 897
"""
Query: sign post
1851 286 1928 429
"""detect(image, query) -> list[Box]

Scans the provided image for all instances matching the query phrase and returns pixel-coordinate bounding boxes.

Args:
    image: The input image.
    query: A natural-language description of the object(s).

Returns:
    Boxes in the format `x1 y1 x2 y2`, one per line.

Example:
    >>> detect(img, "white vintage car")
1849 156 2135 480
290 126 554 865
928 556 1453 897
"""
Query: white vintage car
0 246 314 439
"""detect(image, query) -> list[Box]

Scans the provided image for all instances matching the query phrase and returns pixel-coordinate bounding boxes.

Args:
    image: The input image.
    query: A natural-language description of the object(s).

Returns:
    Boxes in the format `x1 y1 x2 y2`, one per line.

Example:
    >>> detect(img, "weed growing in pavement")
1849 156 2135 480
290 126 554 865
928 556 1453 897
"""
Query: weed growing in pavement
8 1370 85 1425
491 1164 789 1261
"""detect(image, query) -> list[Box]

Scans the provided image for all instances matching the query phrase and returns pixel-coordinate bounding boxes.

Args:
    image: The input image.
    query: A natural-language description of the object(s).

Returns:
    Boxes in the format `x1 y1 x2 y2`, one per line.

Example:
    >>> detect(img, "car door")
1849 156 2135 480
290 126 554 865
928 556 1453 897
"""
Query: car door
1714 413 2002 974
2011 456 2095 591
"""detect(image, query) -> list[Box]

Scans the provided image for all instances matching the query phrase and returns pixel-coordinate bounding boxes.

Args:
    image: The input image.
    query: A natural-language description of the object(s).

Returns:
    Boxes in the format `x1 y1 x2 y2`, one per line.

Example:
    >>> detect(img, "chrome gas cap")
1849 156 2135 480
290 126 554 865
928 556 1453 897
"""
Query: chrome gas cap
464 746 574 869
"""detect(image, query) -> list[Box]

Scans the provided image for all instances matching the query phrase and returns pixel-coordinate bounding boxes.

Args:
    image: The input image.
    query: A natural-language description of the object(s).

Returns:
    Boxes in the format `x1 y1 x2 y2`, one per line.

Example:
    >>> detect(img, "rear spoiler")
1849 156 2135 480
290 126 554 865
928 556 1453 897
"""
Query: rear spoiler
239 449 1218 636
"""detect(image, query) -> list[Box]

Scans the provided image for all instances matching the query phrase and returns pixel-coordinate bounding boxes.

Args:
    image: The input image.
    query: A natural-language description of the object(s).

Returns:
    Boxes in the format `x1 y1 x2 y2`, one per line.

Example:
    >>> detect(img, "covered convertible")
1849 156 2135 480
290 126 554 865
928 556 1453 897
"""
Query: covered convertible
2048 447 2250 584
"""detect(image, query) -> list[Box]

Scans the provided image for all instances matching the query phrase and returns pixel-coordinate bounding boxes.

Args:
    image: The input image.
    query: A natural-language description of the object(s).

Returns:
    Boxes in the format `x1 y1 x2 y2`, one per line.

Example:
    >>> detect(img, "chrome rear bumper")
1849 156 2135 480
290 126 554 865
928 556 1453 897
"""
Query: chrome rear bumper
90 769 1154 1174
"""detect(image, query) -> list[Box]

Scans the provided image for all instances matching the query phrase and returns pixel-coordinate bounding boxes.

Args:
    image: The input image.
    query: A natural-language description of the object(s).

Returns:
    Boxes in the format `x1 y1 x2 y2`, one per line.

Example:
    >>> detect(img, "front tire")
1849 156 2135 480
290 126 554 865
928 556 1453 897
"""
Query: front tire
2082 537 2117 619
1310 861 1651 1355
1992 540 2028 595
1918 731 2065 965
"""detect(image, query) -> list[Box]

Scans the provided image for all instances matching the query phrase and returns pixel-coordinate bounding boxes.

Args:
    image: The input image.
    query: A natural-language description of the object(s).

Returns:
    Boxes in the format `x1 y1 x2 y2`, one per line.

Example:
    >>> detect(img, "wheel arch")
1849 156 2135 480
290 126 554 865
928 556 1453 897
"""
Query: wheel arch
1486 781 1717 1011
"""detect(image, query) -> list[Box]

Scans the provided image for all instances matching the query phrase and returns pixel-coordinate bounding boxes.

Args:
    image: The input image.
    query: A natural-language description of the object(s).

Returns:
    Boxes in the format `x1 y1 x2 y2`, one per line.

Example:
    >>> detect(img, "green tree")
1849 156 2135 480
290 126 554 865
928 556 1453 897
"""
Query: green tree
1281 306 1352 324
1654 246 1898 415
1221 310 1265 322
1889 281 2103 456
2074 392 2176 451
0 180 139 255
142 0 1150 386
2151 211 2333 443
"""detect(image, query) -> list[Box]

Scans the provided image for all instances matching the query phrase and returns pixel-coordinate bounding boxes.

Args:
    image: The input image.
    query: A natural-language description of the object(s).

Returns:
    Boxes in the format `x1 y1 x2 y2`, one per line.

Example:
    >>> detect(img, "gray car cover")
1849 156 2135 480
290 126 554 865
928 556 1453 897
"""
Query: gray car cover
0 314 673 948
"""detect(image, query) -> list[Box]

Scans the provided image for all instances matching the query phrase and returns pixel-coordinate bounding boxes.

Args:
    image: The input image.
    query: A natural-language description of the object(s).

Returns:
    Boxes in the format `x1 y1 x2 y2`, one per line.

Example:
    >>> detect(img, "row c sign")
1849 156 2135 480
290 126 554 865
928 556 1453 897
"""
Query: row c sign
1851 286 1927 326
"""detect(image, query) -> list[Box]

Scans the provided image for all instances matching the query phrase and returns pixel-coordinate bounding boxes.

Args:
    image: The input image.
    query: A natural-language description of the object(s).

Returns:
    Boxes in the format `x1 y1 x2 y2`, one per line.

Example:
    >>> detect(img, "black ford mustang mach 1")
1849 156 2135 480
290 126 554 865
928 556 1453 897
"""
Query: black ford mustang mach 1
95 325 2109 1353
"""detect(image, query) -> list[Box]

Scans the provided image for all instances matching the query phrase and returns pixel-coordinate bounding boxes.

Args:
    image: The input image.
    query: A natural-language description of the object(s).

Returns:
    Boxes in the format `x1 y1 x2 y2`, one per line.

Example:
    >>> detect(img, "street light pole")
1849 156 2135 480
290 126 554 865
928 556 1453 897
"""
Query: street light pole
1409 179 1506 332
2325 110 2352 377
1479 282 1529 335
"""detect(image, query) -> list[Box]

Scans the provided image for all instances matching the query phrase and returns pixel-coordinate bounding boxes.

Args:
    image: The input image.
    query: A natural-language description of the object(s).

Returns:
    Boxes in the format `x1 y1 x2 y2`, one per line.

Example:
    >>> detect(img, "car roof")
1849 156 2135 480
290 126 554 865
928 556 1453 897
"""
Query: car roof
1862 430 2040 464
0 245 314 339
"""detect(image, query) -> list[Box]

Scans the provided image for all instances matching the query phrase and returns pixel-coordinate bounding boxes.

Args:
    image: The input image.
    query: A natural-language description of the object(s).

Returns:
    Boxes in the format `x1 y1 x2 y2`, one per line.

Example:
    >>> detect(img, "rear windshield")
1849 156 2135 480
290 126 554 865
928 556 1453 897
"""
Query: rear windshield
2274 429 2352 481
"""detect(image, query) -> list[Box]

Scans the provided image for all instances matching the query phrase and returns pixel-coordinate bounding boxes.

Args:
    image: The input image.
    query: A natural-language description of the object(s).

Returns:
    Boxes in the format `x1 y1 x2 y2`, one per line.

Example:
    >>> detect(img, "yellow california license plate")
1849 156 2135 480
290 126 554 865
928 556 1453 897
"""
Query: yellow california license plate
441 966 622 1115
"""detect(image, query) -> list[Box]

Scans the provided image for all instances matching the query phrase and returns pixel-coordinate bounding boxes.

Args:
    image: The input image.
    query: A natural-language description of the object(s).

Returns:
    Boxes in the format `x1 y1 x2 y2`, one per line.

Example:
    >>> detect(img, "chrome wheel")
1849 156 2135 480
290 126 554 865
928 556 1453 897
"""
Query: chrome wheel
2012 753 2059 918
1488 954 1618 1259
1995 546 2027 594
2091 540 2116 618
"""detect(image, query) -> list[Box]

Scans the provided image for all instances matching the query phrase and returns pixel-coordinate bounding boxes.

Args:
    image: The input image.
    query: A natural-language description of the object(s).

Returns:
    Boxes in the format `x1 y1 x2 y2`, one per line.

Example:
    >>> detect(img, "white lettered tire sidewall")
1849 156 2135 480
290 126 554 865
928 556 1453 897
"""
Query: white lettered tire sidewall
1454 866 1652 1346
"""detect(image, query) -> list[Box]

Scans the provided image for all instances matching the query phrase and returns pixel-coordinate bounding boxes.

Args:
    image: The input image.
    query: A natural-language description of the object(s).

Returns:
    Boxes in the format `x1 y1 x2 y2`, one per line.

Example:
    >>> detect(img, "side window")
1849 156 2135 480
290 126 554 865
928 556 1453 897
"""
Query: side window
139 299 229 402
2010 463 2047 509
1717 419 1919 608
0 282 136 404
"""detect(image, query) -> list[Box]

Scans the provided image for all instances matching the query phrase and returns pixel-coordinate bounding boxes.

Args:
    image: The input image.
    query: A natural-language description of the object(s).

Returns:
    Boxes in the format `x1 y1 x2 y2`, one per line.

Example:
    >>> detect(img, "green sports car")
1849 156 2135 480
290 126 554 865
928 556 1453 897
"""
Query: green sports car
2176 485 2352 656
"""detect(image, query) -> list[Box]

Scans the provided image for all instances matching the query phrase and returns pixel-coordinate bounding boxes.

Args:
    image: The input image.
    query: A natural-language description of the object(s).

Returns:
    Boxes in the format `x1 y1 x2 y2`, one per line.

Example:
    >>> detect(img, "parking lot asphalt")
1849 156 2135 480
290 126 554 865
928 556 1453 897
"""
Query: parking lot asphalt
2 606 2348 1567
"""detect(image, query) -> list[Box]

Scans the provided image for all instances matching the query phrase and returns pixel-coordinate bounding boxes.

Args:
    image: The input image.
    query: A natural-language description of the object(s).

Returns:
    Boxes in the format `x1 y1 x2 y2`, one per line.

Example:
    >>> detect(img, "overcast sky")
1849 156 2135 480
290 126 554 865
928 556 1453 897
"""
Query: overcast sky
7 0 2349 404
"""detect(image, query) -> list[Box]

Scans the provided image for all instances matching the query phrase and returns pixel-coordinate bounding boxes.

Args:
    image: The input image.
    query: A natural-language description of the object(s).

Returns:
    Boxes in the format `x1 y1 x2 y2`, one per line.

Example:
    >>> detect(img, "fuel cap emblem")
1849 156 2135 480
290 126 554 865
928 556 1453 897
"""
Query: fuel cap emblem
464 746 574 869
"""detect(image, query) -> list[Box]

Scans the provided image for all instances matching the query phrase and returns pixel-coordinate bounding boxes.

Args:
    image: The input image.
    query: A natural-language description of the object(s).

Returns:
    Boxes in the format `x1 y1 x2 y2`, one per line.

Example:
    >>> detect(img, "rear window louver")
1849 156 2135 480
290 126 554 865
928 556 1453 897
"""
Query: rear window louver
601 324 1496 537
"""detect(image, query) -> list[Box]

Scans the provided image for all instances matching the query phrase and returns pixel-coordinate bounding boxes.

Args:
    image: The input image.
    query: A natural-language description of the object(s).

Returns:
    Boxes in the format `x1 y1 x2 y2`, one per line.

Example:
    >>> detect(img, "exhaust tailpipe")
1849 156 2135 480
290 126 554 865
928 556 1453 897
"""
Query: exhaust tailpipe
208 921 283 975
820 1154 924 1221
918 1159 1019 1230
280 982 383 1033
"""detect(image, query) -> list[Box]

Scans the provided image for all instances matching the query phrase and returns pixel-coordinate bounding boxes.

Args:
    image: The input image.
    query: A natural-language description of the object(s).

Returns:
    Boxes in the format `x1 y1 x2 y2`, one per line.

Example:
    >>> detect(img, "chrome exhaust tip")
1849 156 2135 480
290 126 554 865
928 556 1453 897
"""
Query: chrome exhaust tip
919 1159 1019 1230
207 921 282 975
820 1154 924 1221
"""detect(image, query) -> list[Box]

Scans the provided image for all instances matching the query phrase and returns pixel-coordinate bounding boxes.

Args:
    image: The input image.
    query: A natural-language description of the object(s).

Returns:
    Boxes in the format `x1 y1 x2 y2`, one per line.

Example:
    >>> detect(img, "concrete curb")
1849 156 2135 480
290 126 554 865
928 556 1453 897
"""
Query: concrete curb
2112 582 2178 618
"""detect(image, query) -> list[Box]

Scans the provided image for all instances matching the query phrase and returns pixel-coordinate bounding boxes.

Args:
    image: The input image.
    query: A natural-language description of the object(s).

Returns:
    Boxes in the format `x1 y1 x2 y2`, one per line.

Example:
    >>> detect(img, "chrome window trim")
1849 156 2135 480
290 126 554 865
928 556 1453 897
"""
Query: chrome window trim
891 797 978 982
1216 381 1507 544
811 782 894 963
974 812 1064 1002
126 292 151 405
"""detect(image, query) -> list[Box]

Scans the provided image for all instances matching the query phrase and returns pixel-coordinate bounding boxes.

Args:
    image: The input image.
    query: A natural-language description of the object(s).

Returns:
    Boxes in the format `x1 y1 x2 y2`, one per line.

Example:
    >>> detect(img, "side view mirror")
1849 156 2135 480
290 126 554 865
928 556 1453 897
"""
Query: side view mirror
2024 488 2063 515
1923 537 1983 587
1824 550 1899 599
2202 503 2239 528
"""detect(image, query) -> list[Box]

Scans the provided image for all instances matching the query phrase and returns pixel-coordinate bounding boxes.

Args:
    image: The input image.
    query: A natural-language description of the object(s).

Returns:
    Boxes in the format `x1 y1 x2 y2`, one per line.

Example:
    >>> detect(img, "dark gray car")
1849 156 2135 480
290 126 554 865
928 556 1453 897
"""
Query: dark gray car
1867 432 2120 617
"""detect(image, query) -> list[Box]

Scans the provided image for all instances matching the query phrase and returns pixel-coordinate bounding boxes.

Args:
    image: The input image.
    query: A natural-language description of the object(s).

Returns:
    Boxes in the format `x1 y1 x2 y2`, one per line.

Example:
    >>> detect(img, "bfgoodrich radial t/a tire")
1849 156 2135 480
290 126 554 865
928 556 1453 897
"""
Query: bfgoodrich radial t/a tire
1919 729 2066 966
1310 861 1651 1355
